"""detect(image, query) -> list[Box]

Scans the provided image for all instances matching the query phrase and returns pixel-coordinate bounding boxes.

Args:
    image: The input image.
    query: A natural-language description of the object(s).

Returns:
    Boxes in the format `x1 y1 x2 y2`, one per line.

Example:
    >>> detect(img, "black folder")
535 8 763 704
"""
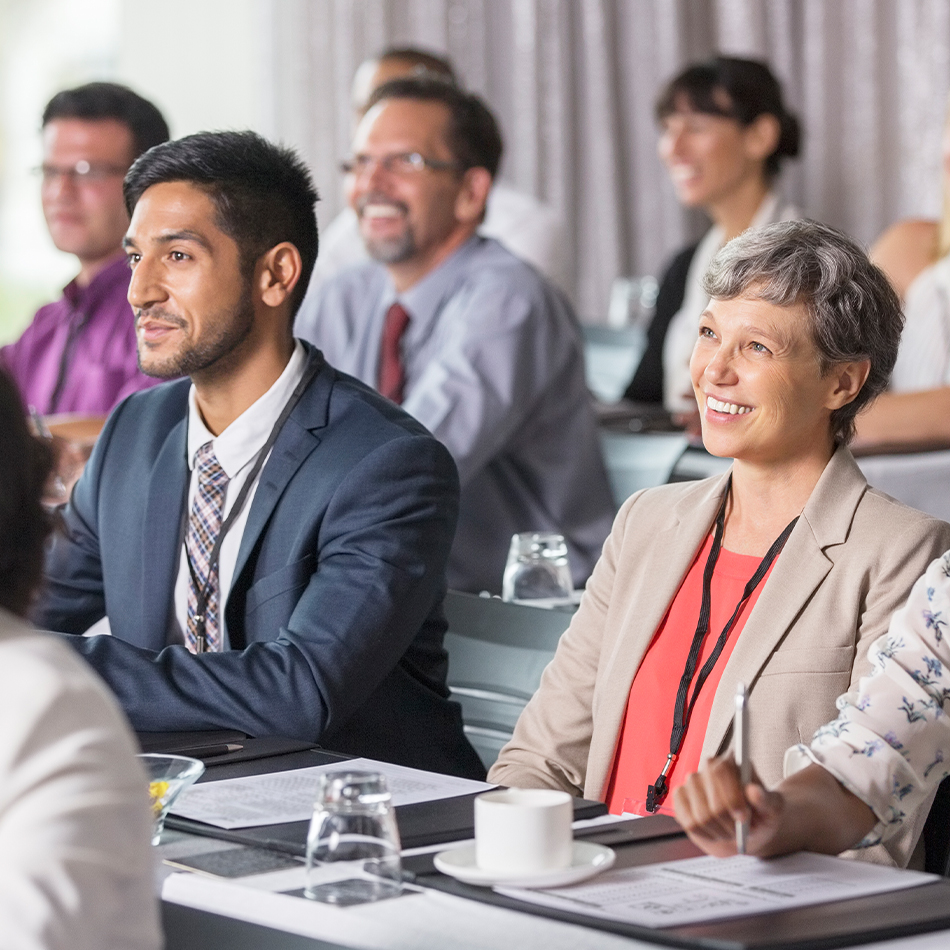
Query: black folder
166 789 607 855
409 820 950 950
137 730 318 766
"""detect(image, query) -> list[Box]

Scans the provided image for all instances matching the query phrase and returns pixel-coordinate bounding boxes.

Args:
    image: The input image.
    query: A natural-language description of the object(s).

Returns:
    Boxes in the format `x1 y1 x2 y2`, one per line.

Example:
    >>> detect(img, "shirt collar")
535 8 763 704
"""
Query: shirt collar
186 339 307 478
384 235 483 332
62 253 130 308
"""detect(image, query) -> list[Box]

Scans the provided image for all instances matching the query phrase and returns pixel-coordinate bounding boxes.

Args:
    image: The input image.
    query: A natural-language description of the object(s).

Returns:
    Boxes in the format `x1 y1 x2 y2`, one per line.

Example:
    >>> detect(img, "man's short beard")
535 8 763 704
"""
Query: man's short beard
137 283 256 381
364 230 416 265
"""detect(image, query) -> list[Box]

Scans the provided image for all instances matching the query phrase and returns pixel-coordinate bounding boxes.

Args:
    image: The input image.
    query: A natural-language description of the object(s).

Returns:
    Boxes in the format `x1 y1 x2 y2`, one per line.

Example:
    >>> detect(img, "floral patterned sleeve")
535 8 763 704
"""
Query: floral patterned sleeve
785 551 950 848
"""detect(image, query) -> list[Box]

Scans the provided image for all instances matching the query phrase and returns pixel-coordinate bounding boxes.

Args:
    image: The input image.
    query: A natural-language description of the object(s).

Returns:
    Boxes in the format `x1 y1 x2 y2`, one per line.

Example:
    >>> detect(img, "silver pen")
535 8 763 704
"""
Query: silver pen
734 681 750 854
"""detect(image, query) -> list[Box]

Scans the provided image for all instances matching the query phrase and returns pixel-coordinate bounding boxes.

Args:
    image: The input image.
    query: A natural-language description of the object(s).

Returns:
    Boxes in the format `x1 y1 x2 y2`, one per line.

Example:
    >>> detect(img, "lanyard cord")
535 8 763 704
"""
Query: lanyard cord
185 356 321 652
645 478 798 813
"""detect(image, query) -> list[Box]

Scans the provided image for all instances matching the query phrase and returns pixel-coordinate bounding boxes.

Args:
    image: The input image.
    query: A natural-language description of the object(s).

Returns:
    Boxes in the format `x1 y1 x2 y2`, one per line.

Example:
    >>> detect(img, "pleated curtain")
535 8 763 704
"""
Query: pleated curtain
261 0 950 321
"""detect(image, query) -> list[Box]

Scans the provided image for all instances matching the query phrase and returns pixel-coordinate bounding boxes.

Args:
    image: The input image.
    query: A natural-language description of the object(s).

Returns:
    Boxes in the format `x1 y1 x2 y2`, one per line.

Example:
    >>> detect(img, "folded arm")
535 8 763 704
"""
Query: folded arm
853 388 950 454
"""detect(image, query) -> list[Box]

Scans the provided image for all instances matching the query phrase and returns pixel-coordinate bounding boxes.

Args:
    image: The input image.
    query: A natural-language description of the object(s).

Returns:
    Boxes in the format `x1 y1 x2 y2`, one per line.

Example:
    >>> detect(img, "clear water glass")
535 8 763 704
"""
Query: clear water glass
502 532 573 603
304 771 402 905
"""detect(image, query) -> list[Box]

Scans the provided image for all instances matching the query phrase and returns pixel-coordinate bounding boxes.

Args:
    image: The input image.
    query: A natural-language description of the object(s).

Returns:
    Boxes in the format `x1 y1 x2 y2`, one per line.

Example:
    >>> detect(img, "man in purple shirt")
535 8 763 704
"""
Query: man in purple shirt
2 83 169 416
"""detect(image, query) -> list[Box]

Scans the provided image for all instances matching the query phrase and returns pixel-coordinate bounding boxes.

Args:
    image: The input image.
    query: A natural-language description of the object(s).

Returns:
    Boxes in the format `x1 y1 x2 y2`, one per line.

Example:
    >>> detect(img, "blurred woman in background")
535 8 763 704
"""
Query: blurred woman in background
855 100 950 450
625 55 801 420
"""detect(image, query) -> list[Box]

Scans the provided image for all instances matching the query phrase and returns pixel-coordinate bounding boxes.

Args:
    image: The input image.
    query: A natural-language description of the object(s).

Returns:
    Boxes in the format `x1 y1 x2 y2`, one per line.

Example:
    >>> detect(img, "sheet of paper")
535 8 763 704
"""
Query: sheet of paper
498 852 936 929
171 757 493 829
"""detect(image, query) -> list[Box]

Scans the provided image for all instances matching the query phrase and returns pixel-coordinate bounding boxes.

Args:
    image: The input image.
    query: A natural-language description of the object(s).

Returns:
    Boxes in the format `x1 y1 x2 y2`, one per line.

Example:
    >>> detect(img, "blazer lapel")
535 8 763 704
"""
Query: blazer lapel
586 472 732 796
140 417 189 645
229 352 330 606
700 446 868 760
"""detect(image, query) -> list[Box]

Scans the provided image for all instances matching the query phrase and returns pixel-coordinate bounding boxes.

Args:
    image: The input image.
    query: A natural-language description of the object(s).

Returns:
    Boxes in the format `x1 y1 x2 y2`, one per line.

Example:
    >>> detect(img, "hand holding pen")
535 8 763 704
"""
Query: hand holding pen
672 683 788 858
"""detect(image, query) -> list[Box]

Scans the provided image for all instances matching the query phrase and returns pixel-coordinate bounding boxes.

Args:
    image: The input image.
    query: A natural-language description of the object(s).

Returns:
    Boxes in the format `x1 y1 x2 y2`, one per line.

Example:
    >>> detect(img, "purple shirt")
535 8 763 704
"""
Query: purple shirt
1 255 159 415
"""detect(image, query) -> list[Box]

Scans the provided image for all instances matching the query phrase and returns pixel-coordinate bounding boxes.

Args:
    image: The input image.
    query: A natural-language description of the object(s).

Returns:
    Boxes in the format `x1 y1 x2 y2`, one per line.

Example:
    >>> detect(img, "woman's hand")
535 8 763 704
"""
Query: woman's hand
674 759 879 859
673 754 788 857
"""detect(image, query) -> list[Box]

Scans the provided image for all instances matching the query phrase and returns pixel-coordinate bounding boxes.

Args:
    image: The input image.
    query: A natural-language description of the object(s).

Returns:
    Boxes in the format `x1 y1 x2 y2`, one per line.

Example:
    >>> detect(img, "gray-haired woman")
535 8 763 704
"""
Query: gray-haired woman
490 220 950 868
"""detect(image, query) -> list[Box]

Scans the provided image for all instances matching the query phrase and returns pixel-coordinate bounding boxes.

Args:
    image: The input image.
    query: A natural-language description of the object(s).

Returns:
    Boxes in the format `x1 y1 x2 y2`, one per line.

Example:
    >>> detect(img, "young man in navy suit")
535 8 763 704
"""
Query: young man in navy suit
34 130 484 779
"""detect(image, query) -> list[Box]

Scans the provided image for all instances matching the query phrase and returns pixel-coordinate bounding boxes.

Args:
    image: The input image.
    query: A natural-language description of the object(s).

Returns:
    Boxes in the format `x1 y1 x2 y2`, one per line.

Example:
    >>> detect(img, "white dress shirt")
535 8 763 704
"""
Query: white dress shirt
891 254 950 392
170 341 307 647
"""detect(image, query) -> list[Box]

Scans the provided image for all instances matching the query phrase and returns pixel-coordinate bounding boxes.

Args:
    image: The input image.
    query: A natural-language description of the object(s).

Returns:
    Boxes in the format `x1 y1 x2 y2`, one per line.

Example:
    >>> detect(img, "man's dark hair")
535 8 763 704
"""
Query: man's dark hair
656 56 800 179
377 47 457 83
367 76 503 178
124 131 319 316
42 82 169 160
0 370 53 616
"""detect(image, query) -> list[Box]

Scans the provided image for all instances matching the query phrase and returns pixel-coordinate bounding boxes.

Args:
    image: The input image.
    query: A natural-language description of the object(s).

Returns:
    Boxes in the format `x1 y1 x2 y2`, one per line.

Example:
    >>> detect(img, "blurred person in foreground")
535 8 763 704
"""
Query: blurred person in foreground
34 130 483 779
490 221 950 867
625 56 800 423
675 550 950 868
0 367 159 950
296 77 612 594
309 46 568 292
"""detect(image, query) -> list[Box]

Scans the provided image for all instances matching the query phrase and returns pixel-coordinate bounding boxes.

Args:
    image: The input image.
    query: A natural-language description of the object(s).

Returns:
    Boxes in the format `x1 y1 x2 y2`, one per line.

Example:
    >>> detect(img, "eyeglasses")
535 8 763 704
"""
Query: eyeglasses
35 161 129 185
339 152 461 177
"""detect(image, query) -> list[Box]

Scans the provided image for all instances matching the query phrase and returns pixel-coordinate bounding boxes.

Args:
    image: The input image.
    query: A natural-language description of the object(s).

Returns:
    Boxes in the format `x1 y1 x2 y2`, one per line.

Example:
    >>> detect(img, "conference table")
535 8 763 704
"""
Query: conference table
153 740 950 950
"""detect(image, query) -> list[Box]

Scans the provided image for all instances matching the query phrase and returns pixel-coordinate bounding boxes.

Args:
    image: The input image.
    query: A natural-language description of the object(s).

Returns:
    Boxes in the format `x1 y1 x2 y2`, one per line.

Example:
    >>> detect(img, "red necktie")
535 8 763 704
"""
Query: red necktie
378 302 411 403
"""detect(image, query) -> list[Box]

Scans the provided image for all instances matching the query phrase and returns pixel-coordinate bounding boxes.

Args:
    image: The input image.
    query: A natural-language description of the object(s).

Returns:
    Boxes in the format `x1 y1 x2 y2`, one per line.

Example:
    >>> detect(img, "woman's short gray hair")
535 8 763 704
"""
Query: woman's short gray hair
702 220 903 444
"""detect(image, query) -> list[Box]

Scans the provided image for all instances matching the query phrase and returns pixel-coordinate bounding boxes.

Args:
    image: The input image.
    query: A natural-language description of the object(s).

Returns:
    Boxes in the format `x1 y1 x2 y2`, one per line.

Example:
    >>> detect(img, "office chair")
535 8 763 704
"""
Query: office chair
443 591 574 770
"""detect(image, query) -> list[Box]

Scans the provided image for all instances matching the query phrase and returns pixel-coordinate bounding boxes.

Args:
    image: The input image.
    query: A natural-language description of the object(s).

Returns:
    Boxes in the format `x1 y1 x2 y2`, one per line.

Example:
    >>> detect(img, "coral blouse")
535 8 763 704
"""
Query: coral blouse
605 534 775 816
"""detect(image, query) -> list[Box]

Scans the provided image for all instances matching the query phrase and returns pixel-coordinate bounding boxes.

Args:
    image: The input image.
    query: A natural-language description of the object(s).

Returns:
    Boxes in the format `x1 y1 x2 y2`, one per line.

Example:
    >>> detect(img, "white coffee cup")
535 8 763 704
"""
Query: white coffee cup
474 788 573 874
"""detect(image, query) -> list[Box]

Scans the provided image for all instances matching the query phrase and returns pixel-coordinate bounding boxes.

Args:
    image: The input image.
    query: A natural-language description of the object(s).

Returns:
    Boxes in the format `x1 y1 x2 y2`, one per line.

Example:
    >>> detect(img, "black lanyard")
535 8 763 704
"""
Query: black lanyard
185 355 321 653
644 479 798 813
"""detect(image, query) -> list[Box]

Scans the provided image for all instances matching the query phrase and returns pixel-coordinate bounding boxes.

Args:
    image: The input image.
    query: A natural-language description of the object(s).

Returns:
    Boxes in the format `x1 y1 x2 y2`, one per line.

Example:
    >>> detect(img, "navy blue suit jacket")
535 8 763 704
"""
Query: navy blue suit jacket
35 344 484 779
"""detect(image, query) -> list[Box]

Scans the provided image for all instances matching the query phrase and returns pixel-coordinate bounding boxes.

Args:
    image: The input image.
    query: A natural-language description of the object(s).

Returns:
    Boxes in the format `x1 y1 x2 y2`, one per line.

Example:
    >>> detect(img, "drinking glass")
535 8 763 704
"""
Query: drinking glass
304 771 402 905
139 754 205 845
502 532 573 603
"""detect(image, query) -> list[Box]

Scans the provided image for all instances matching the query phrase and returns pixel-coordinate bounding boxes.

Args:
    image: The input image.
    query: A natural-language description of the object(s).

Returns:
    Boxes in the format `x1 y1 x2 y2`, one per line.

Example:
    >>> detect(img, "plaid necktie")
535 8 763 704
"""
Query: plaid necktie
378 302 411 403
185 442 230 653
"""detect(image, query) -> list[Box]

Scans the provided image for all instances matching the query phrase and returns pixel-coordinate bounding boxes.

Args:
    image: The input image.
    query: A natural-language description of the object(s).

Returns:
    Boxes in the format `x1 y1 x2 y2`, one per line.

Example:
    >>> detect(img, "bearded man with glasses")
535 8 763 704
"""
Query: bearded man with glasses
2 82 168 421
296 77 613 595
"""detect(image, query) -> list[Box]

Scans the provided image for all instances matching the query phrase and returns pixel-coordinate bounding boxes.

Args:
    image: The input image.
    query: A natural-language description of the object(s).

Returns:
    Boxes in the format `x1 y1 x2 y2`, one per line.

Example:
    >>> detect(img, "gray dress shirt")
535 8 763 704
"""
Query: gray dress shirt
295 236 614 593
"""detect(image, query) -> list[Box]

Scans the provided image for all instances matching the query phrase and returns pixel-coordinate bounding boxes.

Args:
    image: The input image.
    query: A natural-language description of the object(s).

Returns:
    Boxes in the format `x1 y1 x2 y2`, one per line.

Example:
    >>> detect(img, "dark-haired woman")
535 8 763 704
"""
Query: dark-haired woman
626 56 801 416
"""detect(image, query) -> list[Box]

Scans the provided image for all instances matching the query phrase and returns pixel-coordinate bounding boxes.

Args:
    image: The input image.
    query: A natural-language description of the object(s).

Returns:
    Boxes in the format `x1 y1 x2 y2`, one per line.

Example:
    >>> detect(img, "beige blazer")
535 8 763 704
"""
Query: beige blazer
489 447 950 866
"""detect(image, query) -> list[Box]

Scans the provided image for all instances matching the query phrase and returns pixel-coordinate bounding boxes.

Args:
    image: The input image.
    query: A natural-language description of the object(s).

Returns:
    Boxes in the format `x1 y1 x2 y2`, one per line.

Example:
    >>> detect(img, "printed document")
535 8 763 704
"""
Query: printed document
499 852 935 928
171 757 493 829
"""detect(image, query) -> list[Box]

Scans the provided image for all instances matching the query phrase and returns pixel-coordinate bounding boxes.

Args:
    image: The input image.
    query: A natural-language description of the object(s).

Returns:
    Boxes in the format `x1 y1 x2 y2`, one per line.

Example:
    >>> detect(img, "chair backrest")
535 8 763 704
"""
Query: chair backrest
582 324 646 403
599 430 688 509
923 775 950 876
443 591 574 770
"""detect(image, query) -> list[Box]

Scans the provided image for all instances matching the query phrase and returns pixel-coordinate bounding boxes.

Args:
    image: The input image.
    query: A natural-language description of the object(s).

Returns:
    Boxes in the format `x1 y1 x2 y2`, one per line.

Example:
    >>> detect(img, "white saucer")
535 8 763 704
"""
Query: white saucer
433 841 615 888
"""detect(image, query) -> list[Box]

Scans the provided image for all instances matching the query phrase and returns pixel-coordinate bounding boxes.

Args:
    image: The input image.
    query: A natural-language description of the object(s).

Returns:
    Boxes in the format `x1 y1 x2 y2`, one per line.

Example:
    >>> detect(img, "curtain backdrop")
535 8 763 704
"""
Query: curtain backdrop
262 0 950 320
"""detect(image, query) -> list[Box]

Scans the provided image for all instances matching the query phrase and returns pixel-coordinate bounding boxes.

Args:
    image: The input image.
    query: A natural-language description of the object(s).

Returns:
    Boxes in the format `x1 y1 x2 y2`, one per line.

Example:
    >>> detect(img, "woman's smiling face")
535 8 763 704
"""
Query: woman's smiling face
690 294 844 467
